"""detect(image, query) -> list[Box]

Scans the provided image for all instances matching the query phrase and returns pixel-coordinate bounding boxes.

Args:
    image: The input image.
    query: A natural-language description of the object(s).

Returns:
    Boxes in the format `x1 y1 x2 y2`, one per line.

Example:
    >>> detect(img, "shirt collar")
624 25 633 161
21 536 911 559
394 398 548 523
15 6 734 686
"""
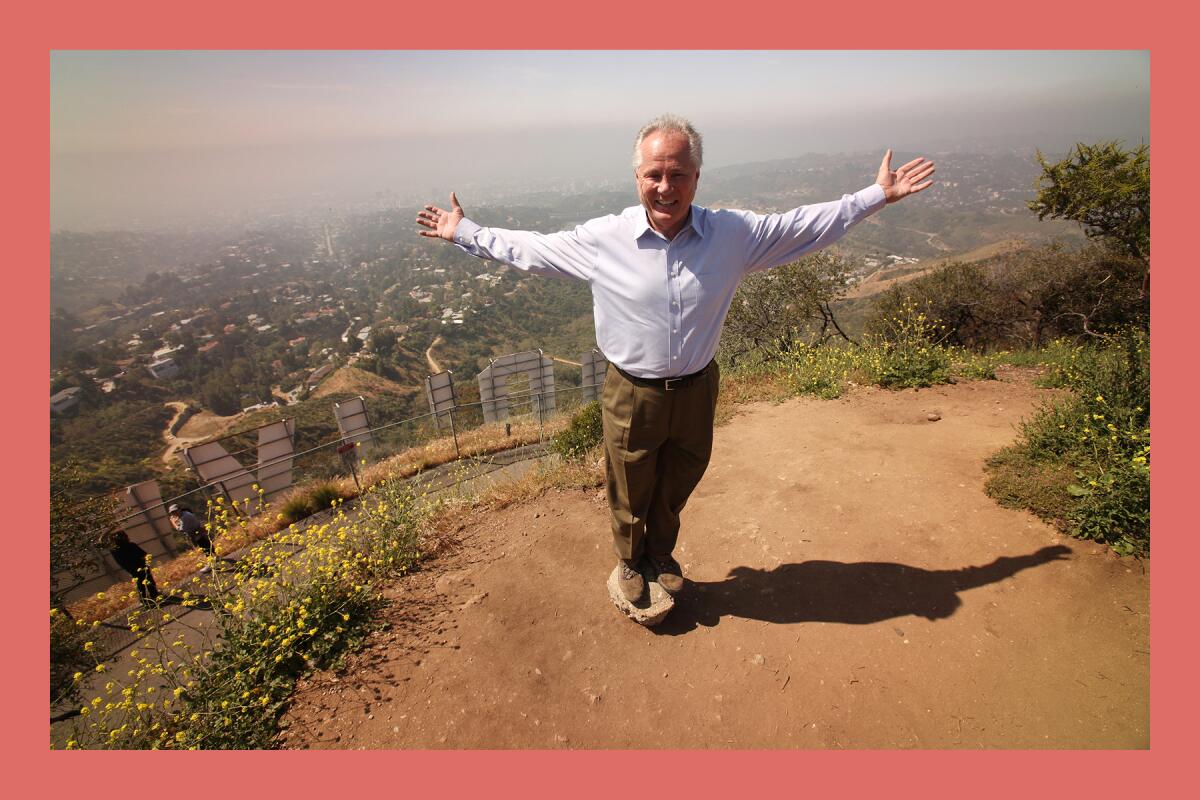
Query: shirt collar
630 205 707 242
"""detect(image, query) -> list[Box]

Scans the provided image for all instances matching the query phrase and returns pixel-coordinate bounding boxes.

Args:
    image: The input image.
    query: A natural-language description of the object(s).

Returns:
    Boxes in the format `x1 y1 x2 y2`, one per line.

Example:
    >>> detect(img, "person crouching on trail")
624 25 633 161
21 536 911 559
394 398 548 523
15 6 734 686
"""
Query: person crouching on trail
169 503 216 575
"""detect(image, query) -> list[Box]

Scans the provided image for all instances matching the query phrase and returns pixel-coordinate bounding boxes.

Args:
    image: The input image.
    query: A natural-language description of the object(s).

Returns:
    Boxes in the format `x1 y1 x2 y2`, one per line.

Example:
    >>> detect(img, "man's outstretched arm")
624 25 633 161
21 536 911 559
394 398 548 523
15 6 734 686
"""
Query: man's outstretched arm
736 149 937 273
415 191 597 282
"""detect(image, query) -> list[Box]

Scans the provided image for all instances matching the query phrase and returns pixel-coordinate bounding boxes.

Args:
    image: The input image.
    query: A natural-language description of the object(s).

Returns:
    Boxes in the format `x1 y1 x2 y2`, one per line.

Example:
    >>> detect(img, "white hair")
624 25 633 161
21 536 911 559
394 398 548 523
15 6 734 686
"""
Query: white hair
632 114 703 170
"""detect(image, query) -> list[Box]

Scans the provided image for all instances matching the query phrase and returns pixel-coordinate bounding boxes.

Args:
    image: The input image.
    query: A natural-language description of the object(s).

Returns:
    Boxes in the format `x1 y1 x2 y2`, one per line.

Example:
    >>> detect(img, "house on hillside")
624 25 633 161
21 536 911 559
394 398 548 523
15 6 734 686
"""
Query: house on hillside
50 386 82 415
306 364 334 390
147 358 180 380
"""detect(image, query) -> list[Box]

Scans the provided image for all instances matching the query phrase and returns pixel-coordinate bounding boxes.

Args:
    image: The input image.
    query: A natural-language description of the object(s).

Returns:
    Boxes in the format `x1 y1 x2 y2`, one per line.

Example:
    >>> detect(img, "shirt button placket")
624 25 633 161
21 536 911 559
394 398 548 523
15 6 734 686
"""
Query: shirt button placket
670 258 681 363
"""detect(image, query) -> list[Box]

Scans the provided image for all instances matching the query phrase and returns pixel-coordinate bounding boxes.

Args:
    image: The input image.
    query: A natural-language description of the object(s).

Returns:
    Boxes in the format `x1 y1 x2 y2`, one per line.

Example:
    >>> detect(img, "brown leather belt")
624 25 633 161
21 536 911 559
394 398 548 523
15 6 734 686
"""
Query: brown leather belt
614 360 713 391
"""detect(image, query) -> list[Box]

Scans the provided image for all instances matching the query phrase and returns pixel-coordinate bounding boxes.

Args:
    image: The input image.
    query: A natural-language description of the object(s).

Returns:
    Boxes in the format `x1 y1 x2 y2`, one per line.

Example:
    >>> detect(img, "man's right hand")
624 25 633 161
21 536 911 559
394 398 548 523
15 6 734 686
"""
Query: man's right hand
416 192 465 241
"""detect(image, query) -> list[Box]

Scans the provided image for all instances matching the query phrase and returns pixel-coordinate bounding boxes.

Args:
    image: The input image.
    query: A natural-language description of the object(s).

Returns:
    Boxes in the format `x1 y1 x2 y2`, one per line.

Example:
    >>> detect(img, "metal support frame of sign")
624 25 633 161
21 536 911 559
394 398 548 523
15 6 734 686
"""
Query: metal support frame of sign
477 349 556 424
255 419 296 513
334 396 373 447
121 479 181 560
181 440 256 510
52 545 121 605
424 371 457 431
580 348 609 403
181 418 296 514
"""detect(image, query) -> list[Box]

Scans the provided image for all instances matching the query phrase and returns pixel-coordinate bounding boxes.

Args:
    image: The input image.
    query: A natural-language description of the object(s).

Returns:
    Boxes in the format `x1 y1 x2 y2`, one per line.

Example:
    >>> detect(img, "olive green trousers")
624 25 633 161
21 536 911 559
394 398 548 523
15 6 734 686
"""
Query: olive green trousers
600 361 720 561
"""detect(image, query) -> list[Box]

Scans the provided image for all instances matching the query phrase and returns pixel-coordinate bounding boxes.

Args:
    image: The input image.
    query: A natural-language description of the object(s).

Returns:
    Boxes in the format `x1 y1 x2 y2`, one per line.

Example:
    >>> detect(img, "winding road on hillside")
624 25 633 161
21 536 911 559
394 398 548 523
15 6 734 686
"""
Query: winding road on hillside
279 370 1149 749
892 224 953 252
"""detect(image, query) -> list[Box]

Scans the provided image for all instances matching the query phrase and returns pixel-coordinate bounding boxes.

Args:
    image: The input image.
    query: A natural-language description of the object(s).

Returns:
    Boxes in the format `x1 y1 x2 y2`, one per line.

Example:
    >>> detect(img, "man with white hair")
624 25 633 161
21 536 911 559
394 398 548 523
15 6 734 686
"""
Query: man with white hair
418 114 935 603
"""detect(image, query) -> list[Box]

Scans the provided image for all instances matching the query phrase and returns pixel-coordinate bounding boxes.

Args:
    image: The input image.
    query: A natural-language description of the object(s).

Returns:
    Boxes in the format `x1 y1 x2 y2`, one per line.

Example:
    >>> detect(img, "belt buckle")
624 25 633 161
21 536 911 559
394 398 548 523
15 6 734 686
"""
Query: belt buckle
664 376 682 391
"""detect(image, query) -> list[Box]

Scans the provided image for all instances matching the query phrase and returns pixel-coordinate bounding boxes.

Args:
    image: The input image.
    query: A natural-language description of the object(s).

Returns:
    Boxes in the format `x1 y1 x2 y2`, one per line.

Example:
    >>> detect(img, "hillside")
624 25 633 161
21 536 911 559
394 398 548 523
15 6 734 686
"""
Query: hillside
830 238 1048 340
217 366 425 461
311 366 421 401
847 239 1029 301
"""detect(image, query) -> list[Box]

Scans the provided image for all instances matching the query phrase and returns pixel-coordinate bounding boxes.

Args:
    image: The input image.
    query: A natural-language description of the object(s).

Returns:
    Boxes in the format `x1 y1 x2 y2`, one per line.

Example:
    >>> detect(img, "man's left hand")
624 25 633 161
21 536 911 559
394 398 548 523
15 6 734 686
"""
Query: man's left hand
876 150 936 204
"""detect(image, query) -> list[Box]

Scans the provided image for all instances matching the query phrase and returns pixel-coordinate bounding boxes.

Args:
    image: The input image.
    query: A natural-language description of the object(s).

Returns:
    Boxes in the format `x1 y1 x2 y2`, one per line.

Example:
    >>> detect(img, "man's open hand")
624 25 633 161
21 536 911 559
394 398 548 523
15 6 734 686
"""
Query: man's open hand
416 192 465 240
876 150 936 204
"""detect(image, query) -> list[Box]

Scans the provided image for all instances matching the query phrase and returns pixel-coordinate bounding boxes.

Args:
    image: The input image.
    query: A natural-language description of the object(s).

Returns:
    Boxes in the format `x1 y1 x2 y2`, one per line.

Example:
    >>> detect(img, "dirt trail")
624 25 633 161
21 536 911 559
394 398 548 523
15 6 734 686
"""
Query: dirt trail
160 402 242 464
426 336 444 374
281 373 1149 749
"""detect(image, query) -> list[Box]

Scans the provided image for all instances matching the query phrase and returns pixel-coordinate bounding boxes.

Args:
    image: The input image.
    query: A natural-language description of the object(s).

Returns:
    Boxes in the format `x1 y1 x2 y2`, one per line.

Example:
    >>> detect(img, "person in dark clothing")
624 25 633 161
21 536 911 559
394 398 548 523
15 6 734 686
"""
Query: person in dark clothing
169 503 215 574
107 530 160 607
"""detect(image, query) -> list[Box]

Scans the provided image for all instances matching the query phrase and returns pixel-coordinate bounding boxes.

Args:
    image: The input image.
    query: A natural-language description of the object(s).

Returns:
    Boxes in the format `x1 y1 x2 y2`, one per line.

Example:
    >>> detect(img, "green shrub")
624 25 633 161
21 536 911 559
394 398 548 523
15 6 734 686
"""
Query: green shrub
50 609 92 705
1068 458 1150 556
782 343 857 399
861 300 954 389
953 350 1000 381
1018 399 1083 460
868 244 1147 352
277 482 346 525
986 329 1149 556
551 401 604 461
308 483 344 513
984 447 1075 526
278 493 315 524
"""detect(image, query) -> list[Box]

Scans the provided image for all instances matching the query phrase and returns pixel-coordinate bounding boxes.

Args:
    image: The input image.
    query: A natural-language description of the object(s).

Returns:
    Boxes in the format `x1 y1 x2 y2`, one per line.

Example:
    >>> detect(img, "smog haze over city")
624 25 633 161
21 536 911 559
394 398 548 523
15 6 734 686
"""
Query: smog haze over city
51 50 1148 232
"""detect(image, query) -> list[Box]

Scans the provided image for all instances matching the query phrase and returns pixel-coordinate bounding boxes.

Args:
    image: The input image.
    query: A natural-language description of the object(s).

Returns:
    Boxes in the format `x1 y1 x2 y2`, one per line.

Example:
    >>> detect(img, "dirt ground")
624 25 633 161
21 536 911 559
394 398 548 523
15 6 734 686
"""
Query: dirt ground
279 373 1149 749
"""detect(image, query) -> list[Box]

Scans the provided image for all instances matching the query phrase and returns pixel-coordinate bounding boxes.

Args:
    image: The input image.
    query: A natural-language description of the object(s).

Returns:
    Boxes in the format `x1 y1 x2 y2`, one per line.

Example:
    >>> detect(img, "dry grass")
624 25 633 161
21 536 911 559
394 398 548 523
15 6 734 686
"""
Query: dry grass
420 449 606 556
357 417 569 488
714 367 795 426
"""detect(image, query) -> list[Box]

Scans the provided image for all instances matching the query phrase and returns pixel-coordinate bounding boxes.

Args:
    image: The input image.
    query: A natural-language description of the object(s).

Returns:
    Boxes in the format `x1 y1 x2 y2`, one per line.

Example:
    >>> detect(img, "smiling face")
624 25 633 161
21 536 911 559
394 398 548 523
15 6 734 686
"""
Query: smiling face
635 130 700 240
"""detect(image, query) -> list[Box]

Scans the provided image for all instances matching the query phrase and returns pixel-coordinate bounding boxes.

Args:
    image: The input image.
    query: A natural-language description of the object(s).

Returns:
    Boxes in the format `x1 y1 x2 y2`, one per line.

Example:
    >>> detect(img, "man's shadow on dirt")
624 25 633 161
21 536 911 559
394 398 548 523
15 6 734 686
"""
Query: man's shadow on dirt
655 544 1071 635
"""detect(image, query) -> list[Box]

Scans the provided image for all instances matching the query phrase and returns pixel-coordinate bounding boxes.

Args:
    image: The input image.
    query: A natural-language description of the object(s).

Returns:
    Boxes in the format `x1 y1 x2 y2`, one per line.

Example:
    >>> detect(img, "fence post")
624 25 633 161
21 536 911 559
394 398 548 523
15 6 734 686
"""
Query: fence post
536 390 544 443
448 407 461 459
338 442 362 492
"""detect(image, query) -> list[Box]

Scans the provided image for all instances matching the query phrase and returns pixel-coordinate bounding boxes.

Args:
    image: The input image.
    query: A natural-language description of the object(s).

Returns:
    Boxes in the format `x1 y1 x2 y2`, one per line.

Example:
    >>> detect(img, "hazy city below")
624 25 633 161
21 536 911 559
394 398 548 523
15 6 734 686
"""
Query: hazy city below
51 139 1105 311
52 135 1106 493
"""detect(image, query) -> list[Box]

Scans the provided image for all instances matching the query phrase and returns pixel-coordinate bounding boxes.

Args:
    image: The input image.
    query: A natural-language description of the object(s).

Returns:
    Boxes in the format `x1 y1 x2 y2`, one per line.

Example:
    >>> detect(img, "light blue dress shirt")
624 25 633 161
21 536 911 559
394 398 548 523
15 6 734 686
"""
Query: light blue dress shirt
453 183 886 379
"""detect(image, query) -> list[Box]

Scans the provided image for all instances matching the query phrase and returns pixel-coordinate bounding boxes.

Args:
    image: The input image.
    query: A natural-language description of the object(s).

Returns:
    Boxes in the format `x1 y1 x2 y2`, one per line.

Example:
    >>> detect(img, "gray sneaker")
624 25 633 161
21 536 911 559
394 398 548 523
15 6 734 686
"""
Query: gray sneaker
616 559 645 602
648 554 684 595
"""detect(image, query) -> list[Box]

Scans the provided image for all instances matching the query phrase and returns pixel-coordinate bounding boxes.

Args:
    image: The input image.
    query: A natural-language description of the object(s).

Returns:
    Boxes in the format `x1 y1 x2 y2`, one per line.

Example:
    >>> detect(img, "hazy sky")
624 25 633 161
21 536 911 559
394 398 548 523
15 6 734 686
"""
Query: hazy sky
50 51 1149 230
